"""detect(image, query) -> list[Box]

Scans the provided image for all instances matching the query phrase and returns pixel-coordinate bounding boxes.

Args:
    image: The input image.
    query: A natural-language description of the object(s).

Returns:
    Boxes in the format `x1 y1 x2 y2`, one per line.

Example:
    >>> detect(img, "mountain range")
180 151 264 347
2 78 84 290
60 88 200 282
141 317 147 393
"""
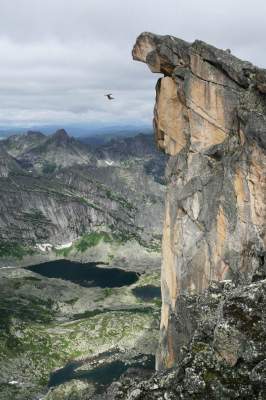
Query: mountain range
0 129 167 262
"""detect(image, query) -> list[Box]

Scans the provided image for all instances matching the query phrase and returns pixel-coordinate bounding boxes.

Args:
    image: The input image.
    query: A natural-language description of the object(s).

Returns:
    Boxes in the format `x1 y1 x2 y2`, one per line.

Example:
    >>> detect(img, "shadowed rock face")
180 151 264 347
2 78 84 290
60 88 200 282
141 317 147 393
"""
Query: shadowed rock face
133 32 266 369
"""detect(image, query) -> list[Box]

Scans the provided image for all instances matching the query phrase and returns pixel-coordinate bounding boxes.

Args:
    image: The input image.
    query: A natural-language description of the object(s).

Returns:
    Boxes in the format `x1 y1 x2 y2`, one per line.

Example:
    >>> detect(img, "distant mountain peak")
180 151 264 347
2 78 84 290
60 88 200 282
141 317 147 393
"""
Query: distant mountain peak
50 129 72 147
53 129 69 138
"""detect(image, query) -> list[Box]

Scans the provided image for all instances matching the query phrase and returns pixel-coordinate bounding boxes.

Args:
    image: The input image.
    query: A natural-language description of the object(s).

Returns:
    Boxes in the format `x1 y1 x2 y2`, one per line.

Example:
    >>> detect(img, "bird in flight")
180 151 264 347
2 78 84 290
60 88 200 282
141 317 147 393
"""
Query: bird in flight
105 93 115 100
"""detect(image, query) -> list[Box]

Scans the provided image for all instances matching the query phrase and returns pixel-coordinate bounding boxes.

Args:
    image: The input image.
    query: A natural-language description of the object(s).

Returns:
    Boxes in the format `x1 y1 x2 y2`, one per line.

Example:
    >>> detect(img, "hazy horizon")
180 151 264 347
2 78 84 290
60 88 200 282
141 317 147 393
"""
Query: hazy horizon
0 121 153 139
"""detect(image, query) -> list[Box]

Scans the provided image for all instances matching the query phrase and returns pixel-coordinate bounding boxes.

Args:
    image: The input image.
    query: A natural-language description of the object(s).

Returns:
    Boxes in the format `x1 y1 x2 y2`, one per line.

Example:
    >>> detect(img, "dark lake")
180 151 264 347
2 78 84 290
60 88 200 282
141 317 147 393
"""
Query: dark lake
25 260 139 288
132 285 161 301
49 354 155 393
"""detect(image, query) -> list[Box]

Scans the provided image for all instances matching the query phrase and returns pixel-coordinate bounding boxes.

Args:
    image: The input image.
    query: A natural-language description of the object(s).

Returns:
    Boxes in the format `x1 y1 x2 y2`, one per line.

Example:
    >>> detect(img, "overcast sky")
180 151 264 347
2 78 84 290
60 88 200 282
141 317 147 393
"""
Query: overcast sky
0 0 266 132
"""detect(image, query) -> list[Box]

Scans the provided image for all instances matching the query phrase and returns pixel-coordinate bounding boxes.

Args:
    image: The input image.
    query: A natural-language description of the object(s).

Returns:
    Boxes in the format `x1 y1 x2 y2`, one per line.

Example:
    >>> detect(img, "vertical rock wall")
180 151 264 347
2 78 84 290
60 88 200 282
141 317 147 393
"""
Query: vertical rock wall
133 32 266 369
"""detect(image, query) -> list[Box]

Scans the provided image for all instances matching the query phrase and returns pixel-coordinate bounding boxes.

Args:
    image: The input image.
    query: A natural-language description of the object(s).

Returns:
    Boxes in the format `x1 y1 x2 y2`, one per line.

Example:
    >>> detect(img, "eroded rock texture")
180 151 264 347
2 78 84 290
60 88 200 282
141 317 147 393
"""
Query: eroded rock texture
101 278 266 400
133 32 266 369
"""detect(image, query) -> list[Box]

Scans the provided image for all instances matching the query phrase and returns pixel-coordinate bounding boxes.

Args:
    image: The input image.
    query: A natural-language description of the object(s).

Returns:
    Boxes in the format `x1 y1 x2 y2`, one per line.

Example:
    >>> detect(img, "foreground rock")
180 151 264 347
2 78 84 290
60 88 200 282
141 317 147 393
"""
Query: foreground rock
102 277 266 399
133 32 266 369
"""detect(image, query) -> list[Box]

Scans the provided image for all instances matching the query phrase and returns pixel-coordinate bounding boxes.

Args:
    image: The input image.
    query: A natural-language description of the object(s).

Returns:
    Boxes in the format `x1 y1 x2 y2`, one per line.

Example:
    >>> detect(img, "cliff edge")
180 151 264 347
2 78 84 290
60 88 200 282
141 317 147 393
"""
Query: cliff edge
132 32 266 370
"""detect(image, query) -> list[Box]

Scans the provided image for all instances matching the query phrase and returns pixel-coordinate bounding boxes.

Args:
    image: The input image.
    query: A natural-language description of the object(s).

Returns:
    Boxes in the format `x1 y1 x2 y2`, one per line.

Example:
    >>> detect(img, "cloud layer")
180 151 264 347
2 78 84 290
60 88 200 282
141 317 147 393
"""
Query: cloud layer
0 0 265 130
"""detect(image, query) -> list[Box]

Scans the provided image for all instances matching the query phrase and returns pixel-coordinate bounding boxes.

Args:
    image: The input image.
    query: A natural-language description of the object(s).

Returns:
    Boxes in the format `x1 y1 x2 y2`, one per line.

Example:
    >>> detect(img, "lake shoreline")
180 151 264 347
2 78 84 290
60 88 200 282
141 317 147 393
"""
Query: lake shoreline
0 239 161 274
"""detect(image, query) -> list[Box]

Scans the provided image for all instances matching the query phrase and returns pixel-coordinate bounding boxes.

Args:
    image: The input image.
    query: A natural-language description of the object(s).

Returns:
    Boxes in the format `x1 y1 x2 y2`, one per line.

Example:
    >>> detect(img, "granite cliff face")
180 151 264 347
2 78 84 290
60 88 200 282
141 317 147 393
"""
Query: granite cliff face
132 33 266 369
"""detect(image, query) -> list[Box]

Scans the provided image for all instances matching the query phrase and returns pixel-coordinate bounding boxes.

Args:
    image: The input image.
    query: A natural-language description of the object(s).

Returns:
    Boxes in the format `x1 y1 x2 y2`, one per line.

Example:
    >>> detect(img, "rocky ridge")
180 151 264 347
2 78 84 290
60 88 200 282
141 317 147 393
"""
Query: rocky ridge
2 129 95 172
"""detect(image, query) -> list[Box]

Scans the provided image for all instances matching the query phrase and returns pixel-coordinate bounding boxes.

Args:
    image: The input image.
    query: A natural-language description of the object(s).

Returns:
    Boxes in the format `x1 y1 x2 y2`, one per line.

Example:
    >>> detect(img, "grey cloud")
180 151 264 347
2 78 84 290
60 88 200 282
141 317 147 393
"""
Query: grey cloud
0 0 265 129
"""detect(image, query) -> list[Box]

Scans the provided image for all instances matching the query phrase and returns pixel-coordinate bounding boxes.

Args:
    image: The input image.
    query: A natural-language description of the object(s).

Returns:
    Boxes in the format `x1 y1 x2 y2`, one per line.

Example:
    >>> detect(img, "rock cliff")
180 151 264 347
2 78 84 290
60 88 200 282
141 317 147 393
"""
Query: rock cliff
132 33 266 369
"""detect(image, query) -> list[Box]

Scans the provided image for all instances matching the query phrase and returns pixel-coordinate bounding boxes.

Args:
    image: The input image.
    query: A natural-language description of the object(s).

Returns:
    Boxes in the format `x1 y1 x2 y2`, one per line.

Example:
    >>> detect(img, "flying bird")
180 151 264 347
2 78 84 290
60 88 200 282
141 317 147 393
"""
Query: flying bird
105 93 115 100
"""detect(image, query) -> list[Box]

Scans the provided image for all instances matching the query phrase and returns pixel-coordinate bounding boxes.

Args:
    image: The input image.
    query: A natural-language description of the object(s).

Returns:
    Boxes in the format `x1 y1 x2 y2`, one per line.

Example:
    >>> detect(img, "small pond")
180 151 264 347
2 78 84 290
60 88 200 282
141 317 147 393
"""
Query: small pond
132 285 161 301
25 260 139 288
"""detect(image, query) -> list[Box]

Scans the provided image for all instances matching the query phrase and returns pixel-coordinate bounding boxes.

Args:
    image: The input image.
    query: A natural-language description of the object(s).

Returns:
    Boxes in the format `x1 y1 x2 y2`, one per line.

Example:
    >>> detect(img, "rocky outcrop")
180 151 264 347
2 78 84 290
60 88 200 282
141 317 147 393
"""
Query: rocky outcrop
102 277 266 400
133 32 266 369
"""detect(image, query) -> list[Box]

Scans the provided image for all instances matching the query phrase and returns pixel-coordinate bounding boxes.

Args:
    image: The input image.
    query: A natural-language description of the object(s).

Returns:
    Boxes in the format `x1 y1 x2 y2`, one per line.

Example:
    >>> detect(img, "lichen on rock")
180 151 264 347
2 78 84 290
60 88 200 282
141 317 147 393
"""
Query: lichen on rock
102 279 266 400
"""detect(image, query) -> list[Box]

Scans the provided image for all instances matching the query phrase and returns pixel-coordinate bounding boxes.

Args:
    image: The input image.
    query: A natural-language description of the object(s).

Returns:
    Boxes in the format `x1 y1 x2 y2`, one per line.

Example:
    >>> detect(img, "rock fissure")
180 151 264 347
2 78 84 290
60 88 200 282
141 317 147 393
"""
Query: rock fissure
189 66 242 92
186 99 229 135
